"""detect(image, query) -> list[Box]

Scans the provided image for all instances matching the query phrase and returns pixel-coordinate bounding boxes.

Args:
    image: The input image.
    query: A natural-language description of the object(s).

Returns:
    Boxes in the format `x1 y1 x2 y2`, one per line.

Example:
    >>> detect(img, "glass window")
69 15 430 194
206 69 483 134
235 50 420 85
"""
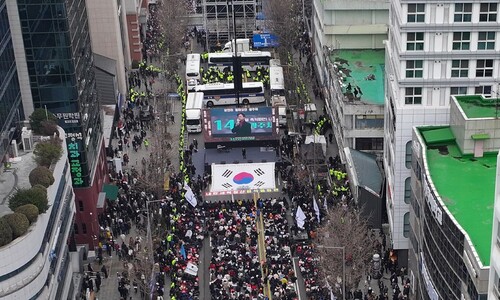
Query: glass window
450 87 468 95
406 60 423 78
74 223 78 234
480 3 497 22
78 200 84 211
454 3 472 22
407 32 424 51
451 60 469 77
405 141 413 168
478 32 495 50
405 87 422 104
452 32 471 50
81 223 87 234
407 4 425 23
404 177 411 204
476 59 493 77
475 85 492 97
403 213 410 238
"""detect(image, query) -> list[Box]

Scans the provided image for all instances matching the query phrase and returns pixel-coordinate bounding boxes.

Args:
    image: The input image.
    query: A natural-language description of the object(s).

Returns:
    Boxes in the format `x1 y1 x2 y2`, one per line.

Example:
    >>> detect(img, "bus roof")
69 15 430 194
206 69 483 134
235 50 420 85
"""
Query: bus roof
195 81 264 91
270 59 281 67
187 53 201 61
208 51 272 58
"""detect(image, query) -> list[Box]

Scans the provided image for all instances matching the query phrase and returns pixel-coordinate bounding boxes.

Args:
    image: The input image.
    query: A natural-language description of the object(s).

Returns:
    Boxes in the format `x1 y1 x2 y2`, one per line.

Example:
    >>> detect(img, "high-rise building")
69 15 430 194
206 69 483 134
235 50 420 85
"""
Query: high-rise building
7 0 108 249
0 0 23 163
384 0 500 262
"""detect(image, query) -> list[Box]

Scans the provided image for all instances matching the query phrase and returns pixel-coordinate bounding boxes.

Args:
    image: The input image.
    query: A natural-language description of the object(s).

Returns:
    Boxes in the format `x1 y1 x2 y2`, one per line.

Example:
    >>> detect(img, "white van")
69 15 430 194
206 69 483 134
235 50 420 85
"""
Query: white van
223 38 250 52
185 92 204 133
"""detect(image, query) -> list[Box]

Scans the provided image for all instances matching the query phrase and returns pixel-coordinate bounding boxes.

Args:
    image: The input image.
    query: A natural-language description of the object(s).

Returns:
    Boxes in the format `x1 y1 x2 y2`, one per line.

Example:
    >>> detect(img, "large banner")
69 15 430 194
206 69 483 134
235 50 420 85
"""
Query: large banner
211 162 276 192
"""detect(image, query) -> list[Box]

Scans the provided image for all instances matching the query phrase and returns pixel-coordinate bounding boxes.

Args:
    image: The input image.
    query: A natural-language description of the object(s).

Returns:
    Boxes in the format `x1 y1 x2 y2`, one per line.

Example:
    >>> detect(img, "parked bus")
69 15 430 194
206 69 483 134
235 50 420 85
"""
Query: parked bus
269 66 285 96
207 51 272 71
185 92 204 133
186 53 201 90
194 82 265 107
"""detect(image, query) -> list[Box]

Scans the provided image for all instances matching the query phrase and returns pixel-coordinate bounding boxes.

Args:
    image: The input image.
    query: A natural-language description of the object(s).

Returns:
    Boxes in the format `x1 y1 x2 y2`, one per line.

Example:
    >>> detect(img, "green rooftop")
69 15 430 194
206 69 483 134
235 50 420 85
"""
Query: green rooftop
420 126 496 266
330 49 385 105
455 95 500 119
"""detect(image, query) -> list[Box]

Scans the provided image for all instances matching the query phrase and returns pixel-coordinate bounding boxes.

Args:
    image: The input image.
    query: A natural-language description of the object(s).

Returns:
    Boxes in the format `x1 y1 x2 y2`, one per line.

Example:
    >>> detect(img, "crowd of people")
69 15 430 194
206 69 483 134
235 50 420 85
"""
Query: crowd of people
261 198 298 299
207 200 263 299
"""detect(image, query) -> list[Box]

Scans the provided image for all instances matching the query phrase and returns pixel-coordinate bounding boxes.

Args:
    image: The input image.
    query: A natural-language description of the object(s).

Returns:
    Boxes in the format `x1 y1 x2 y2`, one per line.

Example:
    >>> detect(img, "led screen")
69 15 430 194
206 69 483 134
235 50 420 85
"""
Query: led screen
203 107 278 142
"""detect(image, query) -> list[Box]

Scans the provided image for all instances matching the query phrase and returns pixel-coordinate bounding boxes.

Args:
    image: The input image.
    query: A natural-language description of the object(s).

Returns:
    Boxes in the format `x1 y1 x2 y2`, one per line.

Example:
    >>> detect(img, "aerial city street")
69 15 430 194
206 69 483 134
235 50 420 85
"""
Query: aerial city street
0 0 500 300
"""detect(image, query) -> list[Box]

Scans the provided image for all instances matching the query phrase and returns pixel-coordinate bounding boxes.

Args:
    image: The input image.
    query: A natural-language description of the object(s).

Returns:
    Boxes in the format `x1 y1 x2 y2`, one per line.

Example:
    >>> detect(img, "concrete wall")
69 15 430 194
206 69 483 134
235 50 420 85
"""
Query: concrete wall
86 0 128 97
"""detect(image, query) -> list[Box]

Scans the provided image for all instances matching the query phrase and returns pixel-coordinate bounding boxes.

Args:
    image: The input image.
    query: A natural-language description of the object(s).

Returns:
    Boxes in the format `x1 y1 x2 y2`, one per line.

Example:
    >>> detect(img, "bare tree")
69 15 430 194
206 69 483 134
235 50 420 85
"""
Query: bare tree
158 0 190 72
263 0 303 59
316 205 376 296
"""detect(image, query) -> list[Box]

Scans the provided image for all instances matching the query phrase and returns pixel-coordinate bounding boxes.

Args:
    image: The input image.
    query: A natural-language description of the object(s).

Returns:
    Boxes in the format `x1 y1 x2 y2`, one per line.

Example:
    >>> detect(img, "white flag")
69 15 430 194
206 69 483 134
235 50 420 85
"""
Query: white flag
296 206 306 229
313 196 320 223
184 183 197 207
324 197 328 210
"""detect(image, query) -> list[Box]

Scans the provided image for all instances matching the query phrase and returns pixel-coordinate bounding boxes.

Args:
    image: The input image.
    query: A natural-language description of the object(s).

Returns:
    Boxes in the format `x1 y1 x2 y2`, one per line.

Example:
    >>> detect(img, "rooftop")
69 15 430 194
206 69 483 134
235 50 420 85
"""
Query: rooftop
455 95 500 119
419 126 496 266
0 151 37 217
330 49 385 105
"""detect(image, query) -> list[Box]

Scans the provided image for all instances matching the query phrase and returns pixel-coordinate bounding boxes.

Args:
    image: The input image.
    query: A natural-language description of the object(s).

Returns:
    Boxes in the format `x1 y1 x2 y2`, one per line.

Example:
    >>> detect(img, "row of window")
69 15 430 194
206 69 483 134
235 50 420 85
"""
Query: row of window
407 3 498 23
405 59 495 78
404 86 492 105
407 31 496 51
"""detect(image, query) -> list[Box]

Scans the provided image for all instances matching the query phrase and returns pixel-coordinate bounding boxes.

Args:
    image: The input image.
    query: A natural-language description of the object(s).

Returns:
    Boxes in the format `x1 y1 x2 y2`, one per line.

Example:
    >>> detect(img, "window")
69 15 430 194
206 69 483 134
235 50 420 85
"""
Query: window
478 32 495 50
78 200 84 211
454 3 472 22
475 85 492 97
453 32 470 50
81 223 87 234
480 3 497 22
406 60 423 78
74 223 79 234
404 177 412 204
405 87 422 104
407 32 424 50
450 87 468 95
405 141 413 168
407 4 425 23
476 59 493 77
403 213 410 238
451 60 469 77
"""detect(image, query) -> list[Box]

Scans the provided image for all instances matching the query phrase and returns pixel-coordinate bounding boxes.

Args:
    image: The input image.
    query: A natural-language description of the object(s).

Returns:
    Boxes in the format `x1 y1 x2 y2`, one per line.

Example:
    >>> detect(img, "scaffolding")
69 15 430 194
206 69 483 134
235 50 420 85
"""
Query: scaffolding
202 0 259 51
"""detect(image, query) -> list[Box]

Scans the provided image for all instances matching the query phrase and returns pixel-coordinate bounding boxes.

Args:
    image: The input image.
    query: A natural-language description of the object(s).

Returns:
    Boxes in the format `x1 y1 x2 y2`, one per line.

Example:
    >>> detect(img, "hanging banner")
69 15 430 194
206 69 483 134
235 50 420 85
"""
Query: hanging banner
211 162 276 192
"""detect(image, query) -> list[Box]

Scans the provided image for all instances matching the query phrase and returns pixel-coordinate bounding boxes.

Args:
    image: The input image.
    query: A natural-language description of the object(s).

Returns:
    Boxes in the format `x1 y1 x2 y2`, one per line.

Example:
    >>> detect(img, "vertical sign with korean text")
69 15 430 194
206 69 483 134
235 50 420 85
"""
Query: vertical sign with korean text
56 112 89 187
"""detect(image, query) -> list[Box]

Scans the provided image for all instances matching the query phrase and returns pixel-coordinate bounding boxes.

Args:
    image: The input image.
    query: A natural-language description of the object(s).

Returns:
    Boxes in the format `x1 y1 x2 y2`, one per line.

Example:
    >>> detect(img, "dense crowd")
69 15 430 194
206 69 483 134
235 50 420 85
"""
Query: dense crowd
207 200 263 299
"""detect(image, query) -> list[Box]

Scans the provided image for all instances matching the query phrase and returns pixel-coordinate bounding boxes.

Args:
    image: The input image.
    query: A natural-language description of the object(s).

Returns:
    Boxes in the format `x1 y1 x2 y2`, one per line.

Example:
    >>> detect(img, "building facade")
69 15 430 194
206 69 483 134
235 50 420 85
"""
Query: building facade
7 0 107 249
87 0 130 100
0 0 23 163
409 96 498 300
123 0 148 63
0 127 77 299
489 151 500 299
384 0 500 257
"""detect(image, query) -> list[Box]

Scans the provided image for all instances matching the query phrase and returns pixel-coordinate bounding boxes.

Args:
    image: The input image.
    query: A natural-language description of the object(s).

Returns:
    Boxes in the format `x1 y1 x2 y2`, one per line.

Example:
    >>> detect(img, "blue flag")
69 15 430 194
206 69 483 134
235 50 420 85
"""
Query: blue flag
180 244 187 260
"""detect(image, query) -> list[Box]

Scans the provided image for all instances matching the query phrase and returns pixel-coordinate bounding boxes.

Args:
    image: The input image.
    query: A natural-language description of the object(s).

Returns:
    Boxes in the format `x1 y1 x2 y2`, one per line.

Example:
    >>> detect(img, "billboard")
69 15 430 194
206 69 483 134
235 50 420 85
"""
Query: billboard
253 33 279 48
211 162 276 192
203 107 279 143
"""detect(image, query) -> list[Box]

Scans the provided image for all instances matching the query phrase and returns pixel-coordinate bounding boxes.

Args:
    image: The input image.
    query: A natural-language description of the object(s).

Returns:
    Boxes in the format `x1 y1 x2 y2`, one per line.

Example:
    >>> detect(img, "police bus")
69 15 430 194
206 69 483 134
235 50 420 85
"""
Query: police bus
186 53 201 90
207 51 272 72
269 65 285 96
194 82 265 107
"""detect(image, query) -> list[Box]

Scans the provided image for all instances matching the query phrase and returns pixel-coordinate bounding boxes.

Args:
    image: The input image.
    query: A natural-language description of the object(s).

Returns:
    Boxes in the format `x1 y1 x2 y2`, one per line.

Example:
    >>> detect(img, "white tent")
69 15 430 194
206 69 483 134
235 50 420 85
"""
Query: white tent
305 135 327 156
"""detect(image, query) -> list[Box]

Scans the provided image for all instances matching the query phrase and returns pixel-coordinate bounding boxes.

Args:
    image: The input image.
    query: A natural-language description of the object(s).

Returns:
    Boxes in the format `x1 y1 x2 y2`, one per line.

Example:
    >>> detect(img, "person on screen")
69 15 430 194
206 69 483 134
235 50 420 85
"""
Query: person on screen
231 113 252 137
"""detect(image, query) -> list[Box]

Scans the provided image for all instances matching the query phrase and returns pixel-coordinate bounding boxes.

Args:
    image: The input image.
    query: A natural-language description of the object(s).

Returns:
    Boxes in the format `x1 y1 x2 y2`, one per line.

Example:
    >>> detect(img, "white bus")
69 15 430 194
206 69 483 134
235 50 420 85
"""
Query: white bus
186 53 201 90
185 92 204 133
194 82 265 107
269 66 285 96
207 51 272 71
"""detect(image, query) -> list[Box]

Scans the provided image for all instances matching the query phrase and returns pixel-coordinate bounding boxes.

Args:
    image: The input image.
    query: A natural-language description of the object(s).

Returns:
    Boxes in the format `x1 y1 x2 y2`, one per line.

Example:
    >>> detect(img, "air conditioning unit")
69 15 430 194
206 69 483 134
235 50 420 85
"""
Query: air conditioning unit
21 127 33 151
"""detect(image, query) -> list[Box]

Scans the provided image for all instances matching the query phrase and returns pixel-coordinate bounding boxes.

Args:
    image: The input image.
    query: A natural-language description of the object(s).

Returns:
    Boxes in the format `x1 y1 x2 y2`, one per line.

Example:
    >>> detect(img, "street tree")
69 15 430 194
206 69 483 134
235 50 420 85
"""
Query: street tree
316 205 376 297
158 0 189 73
263 0 303 59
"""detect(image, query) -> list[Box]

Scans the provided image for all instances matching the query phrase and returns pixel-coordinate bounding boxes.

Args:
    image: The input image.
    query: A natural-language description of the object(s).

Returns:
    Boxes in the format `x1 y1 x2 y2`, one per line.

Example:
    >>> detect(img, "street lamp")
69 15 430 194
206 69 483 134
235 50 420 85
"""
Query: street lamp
316 245 346 300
